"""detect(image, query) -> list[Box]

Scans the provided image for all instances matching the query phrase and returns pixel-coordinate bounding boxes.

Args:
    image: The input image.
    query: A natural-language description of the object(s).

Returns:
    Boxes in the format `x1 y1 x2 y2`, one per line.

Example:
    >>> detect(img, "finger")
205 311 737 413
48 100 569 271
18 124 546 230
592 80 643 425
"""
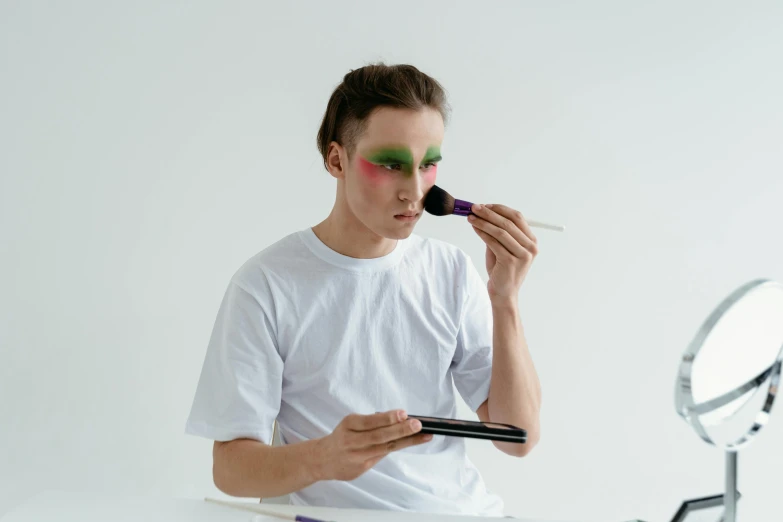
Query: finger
346 410 406 432
469 215 528 259
487 203 538 244
472 226 515 262
471 204 538 256
362 433 434 459
359 418 423 447
476 203 538 254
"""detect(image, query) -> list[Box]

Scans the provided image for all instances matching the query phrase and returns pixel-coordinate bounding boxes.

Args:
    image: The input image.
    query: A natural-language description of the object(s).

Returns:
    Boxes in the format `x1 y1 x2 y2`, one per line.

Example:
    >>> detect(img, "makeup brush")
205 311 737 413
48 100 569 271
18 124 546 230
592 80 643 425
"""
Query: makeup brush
423 184 565 232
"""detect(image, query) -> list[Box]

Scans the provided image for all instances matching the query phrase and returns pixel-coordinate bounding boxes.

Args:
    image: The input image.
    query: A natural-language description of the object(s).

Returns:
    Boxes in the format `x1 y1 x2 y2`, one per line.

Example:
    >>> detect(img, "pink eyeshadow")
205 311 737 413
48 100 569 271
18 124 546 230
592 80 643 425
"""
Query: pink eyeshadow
357 157 390 183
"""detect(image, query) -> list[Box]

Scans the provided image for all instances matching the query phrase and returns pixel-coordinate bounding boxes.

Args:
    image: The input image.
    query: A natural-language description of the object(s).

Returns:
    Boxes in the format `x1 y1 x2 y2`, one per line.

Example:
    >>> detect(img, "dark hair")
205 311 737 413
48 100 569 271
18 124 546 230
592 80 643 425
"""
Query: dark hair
316 63 451 170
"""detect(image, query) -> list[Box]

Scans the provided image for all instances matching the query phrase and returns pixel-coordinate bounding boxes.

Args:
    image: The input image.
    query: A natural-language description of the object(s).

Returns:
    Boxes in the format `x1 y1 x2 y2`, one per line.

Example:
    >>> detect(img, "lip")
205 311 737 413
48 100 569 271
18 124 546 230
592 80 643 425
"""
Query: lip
394 212 420 222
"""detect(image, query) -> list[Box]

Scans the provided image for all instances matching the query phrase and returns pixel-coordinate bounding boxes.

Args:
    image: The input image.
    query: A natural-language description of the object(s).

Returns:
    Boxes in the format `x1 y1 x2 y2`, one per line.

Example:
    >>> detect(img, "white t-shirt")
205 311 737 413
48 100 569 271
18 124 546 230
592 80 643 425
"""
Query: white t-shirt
186 228 504 516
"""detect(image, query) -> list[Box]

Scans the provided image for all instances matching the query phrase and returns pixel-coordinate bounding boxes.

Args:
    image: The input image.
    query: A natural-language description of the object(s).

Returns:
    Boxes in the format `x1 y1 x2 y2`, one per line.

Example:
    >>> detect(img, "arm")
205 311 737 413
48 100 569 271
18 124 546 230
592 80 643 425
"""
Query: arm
212 439 319 498
212 411 431 498
469 203 543 457
213 438 322 498
476 297 541 457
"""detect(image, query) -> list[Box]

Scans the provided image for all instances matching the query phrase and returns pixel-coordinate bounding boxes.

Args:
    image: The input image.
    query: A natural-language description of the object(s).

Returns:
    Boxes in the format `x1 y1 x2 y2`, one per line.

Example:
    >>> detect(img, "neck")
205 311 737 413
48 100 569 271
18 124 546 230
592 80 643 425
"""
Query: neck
312 189 397 260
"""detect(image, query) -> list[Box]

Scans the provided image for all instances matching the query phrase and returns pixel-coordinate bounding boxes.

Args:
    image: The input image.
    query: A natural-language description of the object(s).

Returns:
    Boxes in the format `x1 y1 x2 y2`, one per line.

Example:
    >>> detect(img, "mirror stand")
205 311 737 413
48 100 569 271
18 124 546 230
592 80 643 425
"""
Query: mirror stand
672 453 738 522
725 450 738 522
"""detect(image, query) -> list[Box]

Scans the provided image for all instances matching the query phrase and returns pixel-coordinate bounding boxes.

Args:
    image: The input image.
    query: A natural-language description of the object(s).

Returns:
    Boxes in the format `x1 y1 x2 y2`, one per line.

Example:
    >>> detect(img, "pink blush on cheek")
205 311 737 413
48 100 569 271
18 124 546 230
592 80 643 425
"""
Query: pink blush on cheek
422 165 438 185
357 157 391 184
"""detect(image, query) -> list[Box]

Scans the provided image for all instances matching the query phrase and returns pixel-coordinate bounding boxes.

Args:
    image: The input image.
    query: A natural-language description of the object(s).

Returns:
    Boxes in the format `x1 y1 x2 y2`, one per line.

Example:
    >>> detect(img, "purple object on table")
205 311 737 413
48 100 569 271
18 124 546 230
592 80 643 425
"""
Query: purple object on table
453 198 473 216
295 516 332 522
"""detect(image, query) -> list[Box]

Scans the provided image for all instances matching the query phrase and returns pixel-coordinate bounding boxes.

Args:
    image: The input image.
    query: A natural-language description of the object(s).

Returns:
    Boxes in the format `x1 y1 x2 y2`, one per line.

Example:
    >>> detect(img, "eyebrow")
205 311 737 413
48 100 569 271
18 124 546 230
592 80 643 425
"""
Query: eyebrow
370 154 412 164
365 146 442 164
366 148 414 164
422 146 442 163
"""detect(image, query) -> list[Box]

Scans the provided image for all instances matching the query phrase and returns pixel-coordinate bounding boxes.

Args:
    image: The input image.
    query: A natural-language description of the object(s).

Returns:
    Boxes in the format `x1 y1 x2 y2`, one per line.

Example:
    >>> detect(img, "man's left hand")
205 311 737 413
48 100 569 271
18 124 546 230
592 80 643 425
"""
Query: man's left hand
468 203 538 300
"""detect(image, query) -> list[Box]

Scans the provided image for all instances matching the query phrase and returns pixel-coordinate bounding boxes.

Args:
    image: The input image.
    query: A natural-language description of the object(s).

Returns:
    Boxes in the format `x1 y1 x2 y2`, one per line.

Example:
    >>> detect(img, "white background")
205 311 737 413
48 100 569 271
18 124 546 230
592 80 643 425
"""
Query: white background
2 1 783 521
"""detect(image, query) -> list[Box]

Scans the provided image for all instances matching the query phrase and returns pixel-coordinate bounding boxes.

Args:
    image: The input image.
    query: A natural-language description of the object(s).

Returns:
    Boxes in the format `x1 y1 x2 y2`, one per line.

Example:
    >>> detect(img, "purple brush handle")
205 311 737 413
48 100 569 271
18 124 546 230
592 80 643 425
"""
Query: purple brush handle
295 516 332 522
453 198 474 216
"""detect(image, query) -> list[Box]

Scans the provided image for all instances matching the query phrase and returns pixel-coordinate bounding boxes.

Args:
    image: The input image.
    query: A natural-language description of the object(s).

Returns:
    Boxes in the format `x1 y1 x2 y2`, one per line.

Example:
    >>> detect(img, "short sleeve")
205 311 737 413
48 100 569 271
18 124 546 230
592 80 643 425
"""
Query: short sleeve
451 255 494 412
185 275 283 443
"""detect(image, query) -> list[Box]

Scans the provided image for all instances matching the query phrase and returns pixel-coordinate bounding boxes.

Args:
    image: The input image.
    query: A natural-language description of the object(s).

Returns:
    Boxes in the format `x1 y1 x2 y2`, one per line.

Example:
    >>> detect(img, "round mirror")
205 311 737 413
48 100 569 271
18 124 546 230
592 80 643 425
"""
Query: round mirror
675 279 783 450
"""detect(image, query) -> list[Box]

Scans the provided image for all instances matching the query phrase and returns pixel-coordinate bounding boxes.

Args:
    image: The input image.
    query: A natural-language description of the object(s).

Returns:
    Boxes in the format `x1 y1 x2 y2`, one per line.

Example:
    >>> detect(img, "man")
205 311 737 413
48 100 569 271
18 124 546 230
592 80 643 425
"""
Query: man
186 63 541 517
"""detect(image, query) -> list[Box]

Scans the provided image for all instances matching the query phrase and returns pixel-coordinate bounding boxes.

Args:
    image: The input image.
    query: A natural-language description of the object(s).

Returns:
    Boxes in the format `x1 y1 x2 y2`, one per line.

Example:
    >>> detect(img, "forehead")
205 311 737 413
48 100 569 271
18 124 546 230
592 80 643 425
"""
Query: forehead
357 107 444 152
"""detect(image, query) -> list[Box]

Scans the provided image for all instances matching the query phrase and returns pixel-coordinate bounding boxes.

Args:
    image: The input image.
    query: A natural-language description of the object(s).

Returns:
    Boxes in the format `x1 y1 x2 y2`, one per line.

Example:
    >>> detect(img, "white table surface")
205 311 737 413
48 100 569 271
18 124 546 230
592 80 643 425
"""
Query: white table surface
0 490 602 522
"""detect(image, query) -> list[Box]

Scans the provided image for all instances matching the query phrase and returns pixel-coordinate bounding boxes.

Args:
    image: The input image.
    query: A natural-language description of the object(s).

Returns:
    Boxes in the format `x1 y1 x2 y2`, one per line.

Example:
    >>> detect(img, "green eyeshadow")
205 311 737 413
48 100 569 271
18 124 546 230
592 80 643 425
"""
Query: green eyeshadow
363 145 442 176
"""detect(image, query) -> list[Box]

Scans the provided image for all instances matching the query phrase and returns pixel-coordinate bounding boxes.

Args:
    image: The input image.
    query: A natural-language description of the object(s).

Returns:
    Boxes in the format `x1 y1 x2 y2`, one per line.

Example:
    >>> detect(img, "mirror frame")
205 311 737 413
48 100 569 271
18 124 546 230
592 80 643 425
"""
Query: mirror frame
675 278 783 450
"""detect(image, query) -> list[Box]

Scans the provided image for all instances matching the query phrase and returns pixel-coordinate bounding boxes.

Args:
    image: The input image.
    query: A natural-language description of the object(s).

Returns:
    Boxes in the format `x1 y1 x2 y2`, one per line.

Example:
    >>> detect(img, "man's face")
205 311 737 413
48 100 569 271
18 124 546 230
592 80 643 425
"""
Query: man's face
340 107 444 240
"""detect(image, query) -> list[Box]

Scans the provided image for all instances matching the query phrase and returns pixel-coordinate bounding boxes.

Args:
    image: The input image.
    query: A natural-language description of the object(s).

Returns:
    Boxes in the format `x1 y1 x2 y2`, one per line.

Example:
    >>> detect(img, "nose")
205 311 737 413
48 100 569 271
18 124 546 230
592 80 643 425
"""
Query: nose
398 172 426 203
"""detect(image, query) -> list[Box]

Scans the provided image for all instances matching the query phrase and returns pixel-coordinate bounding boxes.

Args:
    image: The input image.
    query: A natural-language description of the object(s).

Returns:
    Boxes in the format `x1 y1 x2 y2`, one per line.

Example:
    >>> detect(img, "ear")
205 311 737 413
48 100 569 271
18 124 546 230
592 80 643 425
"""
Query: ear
326 141 347 180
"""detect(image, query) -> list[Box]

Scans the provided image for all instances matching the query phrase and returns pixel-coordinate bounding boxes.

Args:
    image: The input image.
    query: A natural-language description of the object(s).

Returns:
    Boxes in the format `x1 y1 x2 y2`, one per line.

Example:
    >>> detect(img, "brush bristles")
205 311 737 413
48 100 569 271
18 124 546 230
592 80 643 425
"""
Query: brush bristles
423 185 455 216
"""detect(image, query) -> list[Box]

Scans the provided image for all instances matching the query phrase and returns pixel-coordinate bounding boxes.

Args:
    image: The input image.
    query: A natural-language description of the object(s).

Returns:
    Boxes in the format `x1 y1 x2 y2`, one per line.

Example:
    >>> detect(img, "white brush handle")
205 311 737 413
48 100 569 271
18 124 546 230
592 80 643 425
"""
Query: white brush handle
526 219 565 232
205 498 294 520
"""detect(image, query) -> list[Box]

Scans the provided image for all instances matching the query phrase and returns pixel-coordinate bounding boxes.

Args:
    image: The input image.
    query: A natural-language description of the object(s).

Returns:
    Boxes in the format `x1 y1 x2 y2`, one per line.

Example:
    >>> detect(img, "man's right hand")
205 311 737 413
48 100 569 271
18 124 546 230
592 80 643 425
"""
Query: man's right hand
315 410 432 482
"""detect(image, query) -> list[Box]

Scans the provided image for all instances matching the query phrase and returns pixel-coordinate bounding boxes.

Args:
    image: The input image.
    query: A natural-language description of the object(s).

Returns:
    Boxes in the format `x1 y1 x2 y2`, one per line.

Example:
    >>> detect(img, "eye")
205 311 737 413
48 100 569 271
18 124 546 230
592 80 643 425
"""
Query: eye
381 164 403 171
421 162 438 170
